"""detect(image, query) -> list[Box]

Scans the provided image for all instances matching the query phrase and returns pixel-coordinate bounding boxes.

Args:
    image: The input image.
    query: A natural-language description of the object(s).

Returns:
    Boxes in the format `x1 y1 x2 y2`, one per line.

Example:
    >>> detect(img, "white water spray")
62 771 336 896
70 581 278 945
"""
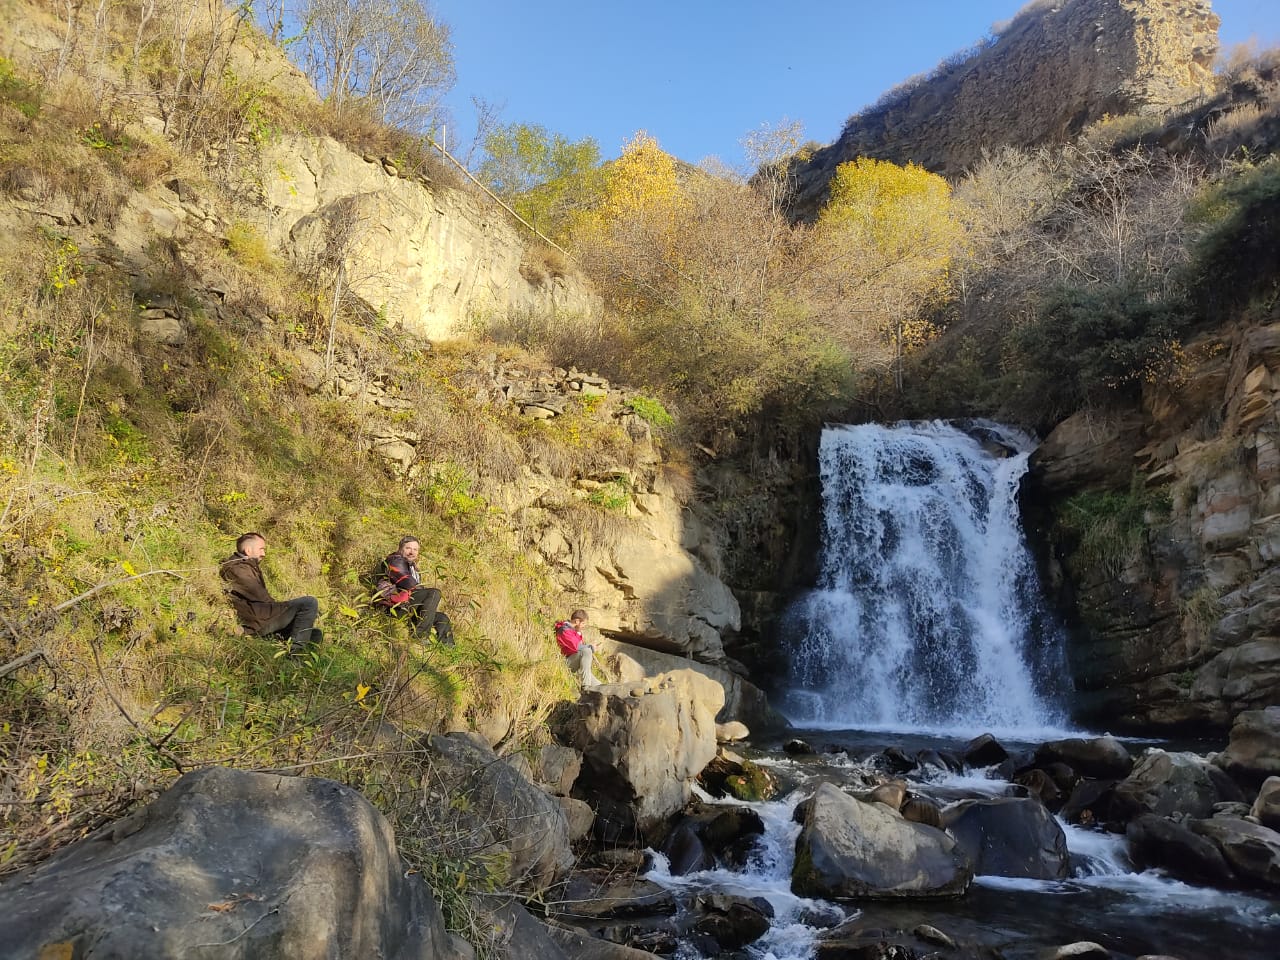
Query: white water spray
784 421 1068 731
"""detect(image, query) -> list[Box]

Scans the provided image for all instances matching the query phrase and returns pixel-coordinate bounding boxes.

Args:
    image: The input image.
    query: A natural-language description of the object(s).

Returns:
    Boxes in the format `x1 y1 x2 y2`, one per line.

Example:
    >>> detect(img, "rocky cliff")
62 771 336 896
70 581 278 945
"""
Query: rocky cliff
258 136 599 340
1030 308 1280 731
788 0 1220 215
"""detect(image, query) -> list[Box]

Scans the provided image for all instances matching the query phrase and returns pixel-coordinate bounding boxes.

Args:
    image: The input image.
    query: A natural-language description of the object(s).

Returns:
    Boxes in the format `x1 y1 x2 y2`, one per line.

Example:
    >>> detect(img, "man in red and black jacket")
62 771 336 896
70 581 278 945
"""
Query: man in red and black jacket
555 608 602 687
376 536 454 646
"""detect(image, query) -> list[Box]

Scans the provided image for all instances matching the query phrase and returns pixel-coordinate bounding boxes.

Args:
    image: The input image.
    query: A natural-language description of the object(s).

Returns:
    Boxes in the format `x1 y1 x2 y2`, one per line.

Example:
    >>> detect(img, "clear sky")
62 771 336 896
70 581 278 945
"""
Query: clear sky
436 0 1280 170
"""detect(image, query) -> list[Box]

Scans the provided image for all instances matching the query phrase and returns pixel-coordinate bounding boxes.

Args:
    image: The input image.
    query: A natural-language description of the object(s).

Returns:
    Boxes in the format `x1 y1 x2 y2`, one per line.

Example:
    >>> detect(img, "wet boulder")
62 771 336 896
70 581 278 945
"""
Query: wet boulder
1035 736 1133 779
1251 776 1280 830
701 806 766 868
1126 814 1233 885
0 768 450 960
785 738 817 755
1217 706 1280 786
657 819 715 875
1014 769 1063 809
1060 779 1122 828
1125 814 1236 887
942 797 1070 880
792 782 972 899
963 733 1009 767
1190 817 1280 890
688 894 772 951
1113 750 1243 822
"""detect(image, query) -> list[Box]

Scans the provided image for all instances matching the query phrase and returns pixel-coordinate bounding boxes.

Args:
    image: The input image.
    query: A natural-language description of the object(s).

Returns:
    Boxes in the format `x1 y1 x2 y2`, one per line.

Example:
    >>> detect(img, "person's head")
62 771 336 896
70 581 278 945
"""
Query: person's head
236 532 266 558
398 536 421 562
570 608 587 627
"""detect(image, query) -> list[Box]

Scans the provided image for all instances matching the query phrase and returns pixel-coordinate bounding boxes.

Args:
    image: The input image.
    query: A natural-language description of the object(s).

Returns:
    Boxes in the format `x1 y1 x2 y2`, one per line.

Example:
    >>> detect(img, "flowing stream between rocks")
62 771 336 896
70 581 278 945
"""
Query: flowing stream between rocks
642 733 1280 960
638 421 1279 959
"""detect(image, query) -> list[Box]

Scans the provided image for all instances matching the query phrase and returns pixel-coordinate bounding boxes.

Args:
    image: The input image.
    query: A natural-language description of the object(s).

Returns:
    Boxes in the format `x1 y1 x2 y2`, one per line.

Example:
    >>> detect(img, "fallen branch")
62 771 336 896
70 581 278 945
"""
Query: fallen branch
52 569 188 614
0 649 50 681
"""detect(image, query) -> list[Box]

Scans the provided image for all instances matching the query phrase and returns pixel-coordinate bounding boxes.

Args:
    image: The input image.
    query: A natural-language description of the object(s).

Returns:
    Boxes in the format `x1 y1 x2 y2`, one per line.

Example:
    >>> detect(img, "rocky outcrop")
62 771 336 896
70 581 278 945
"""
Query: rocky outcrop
421 732 574 893
1218 706 1280 784
258 135 598 340
788 0 1219 214
1032 316 1280 730
0 767 453 960
553 669 724 842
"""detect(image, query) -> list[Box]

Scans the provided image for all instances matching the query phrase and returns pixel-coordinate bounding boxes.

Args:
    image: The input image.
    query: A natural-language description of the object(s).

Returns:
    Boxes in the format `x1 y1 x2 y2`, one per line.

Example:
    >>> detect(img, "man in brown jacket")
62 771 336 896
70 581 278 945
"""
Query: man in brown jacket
220 532 321 657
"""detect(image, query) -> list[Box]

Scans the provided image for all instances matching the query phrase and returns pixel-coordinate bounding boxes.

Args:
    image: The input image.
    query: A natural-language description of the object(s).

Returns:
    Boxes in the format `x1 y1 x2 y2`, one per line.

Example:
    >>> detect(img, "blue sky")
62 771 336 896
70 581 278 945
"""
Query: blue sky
436 0 1280 169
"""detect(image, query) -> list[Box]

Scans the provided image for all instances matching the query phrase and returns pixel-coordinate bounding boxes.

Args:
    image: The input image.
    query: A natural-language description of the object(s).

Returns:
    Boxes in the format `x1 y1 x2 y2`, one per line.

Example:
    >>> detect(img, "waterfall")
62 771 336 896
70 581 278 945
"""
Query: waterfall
782 420 1068 733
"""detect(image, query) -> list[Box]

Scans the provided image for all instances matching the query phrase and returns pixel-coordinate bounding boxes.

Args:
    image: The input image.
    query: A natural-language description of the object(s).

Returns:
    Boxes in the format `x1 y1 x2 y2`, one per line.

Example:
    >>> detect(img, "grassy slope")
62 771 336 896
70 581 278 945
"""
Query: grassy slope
0 6 647 916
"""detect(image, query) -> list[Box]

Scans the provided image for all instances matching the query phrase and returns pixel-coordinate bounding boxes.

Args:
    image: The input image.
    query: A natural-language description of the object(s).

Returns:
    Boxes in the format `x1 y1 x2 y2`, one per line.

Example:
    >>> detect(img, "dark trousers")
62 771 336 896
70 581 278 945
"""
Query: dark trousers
256 596 320 653
393 587 453 645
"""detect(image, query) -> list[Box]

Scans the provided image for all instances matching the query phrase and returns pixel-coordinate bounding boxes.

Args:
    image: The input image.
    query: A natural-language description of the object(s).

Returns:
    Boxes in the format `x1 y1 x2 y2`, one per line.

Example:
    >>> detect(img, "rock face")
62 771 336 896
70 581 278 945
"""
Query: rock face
258 135 599 340
1031 317 1280 730
792 783 973 899
553 669 725 841
788 0 1219 213
0 767 450 960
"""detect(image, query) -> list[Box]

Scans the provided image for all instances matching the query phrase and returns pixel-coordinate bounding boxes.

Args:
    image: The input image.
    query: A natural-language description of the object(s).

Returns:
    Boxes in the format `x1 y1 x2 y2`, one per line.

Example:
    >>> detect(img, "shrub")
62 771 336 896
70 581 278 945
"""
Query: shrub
623 394 674 429
1004 283 1192 424
1054 479 1170 578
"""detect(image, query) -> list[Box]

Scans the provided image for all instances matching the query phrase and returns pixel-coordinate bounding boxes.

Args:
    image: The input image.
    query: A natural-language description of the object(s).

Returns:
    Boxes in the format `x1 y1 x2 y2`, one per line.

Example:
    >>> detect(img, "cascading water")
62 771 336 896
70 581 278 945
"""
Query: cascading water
783 420 1069 733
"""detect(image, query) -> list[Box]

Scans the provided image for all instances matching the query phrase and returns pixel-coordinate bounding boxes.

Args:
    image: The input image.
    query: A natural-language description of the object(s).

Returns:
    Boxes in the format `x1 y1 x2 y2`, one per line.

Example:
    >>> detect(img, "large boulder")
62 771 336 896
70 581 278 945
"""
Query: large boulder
1113 750 1242 822
1217 706 1280 786
424 732 573 892
1125 814 1236 886
1035 736 1133 779
0 767 451 960
792 783 973 900
553 669 724 841
942 798 1070 880
1251 776 1280 830
1190 817 1280 890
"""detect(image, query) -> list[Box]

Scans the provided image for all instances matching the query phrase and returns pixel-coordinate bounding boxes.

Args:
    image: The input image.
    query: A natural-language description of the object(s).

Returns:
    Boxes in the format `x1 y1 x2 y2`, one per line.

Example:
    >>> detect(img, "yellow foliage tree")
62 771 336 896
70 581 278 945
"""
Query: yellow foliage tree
570 132 690 311
814 157 966 387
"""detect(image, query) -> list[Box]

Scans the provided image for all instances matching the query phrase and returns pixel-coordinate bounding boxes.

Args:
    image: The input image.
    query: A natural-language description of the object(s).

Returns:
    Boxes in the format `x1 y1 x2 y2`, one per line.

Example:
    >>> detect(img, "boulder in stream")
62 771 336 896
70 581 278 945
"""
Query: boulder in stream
1251 776 1280 830
943 797 1070 880
963 733 1010 767
792 782 973 899
0 767 450 960
1113 750 1243 822
1035 736 1133 779
1125 814 1236 887
1217 706 1280 786
1189 816 1280 890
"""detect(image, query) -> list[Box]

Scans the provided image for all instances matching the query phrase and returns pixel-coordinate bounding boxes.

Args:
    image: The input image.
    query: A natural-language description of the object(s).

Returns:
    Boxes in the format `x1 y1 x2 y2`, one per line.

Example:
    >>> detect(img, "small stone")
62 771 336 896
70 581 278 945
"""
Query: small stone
913 924 955 948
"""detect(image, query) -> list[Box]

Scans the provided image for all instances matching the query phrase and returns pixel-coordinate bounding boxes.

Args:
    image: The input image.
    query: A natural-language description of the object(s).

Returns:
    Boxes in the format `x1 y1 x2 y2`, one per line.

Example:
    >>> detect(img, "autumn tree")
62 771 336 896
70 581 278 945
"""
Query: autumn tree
811 157 967 388
477 122 602 239
295 0 454 130
559 132 856 428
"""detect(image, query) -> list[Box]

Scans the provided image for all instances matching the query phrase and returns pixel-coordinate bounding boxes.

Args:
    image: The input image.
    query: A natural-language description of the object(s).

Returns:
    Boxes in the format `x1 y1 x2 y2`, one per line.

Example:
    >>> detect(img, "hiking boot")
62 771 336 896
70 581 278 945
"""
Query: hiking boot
288 627 321 659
